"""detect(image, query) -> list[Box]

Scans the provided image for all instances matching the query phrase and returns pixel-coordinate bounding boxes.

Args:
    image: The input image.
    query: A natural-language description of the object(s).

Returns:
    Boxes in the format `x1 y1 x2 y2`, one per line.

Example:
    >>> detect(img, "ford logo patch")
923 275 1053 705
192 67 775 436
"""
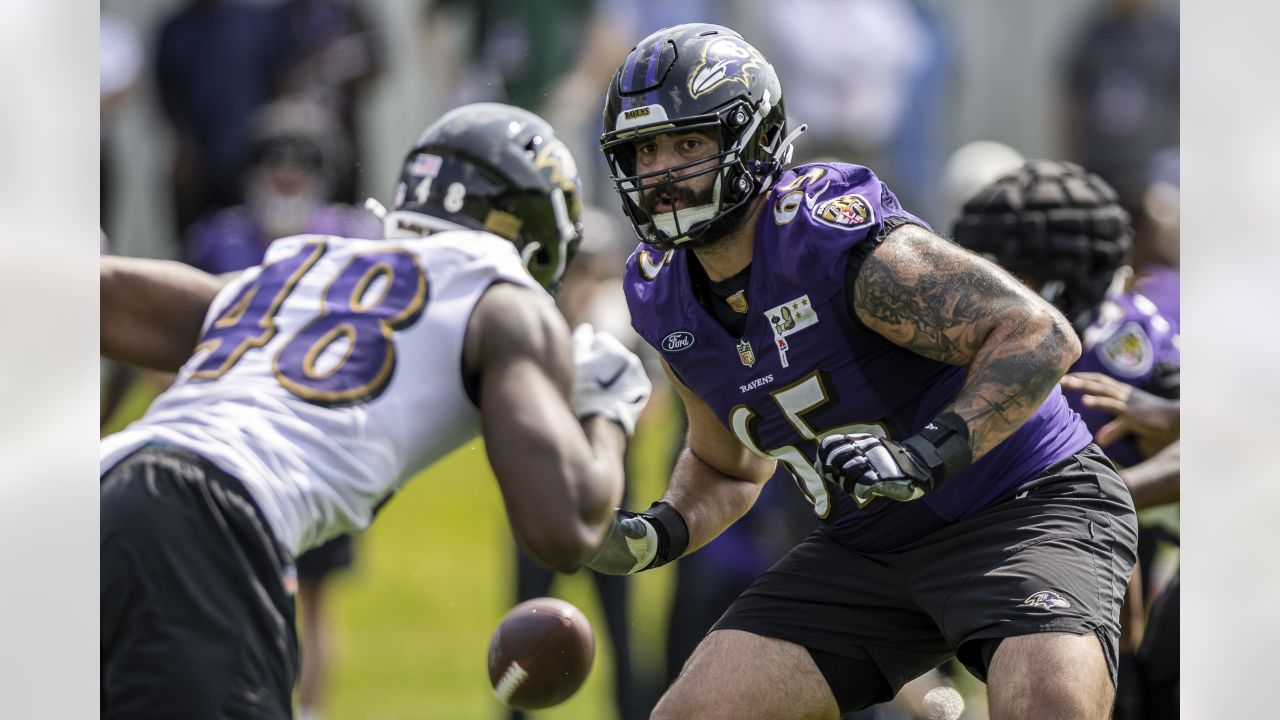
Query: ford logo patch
661 331 695 353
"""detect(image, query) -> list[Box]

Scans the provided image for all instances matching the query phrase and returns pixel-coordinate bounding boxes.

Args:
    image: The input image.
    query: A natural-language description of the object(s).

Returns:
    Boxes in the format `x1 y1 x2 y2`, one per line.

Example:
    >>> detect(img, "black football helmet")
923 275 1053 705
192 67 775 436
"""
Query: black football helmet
600 24 798 249
952 160 1133 333
385 103 584 290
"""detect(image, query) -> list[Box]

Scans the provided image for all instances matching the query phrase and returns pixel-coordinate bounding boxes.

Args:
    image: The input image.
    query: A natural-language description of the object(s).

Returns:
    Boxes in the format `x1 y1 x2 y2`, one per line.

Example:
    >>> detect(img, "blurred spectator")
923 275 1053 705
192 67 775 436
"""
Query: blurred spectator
1119 147 1180 330
99 15 144 427
1061 0 1179 191
760 0 953 221
156 0 294 237
275 0 385 204
938 140 1025 229
534 0 732 204
181 97 378 720
420 0 595 112
185 97 380 274
100 12 142 233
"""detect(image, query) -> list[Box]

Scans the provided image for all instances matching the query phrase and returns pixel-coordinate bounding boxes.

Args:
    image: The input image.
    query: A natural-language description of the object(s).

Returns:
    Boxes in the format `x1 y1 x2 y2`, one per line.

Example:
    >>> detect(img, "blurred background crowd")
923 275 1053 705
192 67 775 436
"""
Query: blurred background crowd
99 1 1179 718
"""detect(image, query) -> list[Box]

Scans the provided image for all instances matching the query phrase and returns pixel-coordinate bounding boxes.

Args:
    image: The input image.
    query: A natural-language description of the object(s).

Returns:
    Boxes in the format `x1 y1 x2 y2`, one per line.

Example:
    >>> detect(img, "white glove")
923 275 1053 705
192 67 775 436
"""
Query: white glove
571 323 651 436
585 511 659 575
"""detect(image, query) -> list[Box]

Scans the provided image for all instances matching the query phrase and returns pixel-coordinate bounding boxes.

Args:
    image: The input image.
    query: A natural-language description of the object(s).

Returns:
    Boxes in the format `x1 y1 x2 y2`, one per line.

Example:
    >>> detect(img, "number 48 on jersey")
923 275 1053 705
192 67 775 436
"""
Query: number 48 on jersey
189 240 429 407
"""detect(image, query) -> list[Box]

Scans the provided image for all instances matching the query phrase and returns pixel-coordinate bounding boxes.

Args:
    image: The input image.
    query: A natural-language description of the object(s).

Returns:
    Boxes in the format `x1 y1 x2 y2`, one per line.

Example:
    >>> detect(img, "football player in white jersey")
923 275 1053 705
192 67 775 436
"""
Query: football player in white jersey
100 103 651 719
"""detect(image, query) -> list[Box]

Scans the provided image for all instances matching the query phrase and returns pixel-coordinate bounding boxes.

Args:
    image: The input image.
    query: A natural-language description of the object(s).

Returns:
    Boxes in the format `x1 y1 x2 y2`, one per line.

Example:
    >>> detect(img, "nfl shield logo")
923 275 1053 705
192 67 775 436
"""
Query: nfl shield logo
737 339 756 367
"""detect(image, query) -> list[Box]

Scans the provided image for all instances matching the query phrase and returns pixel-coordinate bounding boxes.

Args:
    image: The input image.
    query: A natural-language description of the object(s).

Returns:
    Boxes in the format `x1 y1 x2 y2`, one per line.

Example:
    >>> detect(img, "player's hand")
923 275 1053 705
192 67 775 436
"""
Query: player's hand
1061 372 1179 454
571 324 651 436
584 510 658 575
816 433 938 504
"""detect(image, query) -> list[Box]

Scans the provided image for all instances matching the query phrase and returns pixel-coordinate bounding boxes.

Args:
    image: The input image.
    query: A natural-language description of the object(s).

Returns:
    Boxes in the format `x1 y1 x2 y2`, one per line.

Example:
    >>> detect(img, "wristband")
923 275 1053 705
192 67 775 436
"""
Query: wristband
902 411 973 486
639 501 689 570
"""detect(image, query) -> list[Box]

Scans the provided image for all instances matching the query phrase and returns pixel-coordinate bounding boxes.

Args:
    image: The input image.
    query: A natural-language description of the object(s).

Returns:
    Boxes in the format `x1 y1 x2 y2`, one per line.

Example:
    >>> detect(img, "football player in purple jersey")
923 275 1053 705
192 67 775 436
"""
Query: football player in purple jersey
584 23 1137 720
954 159 1180 468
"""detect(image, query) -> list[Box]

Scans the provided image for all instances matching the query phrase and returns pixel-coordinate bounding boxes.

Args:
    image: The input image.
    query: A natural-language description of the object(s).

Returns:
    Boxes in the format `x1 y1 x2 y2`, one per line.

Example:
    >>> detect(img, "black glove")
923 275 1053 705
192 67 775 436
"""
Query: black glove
816 413 972 504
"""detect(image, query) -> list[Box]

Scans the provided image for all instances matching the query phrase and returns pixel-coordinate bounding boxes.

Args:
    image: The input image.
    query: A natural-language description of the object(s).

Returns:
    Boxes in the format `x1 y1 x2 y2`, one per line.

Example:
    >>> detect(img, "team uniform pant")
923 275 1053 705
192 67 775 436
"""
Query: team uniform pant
101 445 298 719
713 444 1139 713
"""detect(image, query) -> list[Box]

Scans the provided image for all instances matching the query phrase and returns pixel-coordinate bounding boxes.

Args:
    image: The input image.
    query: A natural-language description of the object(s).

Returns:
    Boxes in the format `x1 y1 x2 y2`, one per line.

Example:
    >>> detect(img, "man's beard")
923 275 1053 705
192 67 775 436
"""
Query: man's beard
642 181 716 217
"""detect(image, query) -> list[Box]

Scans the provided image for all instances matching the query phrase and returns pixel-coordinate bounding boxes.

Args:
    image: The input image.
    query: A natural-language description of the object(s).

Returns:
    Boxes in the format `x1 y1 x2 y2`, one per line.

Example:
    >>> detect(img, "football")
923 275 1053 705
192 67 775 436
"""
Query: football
487 597 595 710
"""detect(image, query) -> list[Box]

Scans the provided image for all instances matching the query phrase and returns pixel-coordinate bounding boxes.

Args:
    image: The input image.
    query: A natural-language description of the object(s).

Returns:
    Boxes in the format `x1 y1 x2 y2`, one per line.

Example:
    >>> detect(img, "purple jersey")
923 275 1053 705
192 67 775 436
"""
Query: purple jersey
1132 266 1180 331
1065 288 1180 466
625 163 1091 551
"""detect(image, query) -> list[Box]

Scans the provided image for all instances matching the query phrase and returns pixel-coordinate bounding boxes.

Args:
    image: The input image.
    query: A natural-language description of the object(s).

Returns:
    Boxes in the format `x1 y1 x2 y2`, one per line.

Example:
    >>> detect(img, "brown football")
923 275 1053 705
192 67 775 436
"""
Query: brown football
487 597 595 710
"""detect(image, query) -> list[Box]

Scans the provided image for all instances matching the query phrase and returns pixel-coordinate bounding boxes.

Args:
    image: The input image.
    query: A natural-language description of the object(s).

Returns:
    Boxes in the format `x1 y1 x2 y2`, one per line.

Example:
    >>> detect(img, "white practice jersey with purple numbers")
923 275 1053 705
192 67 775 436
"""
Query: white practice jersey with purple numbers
101 231 545 556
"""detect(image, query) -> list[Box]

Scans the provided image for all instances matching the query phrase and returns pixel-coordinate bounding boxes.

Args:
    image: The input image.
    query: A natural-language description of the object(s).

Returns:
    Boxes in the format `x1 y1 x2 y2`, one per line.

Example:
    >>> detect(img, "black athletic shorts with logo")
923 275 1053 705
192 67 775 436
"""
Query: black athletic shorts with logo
101 445 298 720
712 444 1138 714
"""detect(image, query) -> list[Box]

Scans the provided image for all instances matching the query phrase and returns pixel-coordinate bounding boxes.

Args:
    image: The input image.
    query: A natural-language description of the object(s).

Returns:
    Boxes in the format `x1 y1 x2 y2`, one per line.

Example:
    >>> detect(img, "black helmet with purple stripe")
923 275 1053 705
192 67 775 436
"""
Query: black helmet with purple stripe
600 24 796 249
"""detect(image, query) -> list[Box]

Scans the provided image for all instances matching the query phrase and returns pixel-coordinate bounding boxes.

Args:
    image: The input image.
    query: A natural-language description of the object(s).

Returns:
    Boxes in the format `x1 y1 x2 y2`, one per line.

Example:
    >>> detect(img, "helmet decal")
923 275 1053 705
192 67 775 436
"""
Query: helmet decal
532 139 580 198
688 37 765 99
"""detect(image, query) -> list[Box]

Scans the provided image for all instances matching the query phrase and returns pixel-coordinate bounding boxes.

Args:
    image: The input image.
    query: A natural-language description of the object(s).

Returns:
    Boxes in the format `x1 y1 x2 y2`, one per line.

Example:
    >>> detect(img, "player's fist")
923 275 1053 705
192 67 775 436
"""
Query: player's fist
584 510 658 575
570 324 650 436
816 433 936 504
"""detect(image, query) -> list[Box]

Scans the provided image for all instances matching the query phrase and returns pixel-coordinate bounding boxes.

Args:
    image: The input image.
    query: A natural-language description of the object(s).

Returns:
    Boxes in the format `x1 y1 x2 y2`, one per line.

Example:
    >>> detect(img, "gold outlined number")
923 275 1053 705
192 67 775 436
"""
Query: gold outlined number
189 242 429 407
272 250 428 406
190 242 327 379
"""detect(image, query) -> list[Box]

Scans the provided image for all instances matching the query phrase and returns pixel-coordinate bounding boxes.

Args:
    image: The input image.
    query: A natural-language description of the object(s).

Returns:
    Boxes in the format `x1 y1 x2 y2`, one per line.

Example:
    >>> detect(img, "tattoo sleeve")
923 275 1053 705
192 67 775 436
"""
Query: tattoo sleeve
852 226 1081 457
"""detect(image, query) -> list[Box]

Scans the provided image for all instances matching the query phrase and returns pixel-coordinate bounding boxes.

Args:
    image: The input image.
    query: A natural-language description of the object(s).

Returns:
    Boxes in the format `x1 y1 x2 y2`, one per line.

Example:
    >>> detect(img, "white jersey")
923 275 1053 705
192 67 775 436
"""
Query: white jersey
101 231 546 555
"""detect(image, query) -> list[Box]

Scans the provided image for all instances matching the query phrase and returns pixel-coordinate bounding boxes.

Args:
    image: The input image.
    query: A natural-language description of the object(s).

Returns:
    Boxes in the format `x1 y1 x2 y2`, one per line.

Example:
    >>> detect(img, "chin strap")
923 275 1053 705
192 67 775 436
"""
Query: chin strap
753 123 808 196
774 123 807 167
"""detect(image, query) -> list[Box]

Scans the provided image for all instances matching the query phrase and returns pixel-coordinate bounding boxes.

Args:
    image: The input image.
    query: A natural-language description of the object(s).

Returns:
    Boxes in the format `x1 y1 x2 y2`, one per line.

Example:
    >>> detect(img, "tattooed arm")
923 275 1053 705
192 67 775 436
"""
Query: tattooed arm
852 225 1080 458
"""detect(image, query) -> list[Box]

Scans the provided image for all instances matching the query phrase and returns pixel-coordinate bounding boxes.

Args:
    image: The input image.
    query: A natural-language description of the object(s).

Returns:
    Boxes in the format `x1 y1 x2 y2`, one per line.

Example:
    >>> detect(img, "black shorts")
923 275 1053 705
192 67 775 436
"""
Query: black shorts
101 445 299 719
712 444 1138 713
297 533 357 580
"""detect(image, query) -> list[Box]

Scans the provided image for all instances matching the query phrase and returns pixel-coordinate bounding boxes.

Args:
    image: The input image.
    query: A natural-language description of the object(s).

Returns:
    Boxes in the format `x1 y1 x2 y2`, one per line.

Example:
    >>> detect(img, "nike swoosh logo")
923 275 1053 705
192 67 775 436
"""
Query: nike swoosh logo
598 363 629 389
